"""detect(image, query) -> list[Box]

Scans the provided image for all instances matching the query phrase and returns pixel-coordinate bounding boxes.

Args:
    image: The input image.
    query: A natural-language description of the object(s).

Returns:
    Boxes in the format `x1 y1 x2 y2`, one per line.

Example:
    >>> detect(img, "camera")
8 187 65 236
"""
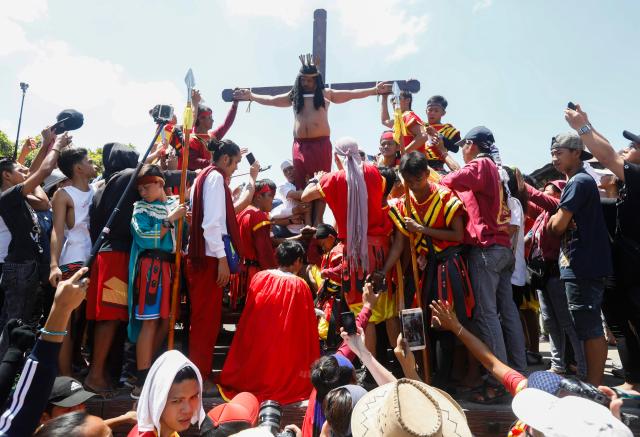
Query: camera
258 401 295 437
149 104 175 124
20 82 29 92
557 378 610 407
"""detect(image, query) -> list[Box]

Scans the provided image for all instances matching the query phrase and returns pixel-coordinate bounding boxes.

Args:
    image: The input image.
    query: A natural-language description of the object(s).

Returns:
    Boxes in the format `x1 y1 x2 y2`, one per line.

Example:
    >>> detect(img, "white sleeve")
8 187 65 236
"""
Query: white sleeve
508 197 523 227
202 172 227 258
270 202 294 219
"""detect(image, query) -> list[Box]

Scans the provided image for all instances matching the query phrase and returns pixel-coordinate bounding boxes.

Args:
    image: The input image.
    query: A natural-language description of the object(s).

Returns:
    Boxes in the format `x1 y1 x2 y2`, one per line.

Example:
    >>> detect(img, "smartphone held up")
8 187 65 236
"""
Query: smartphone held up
400 308 427 351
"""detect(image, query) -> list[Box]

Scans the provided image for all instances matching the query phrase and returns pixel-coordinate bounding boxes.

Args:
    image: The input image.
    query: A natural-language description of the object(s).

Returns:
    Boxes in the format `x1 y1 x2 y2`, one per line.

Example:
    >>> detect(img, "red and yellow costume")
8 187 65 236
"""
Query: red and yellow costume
230 205 277 308
390 183 474 319
315 242 344 342
218 269 320 404
318 164 395 322
401 111 425 149
425 122 461 173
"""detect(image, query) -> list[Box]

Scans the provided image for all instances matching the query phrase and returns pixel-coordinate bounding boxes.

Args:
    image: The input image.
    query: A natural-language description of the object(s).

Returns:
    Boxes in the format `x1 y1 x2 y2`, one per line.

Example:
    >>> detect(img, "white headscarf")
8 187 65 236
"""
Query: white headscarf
137 350 206 434
334 137 369 272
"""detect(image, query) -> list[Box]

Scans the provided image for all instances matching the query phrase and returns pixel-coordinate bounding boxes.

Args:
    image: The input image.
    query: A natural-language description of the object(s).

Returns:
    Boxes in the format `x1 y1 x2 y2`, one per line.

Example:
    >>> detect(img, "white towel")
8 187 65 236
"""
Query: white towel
136 350 206 434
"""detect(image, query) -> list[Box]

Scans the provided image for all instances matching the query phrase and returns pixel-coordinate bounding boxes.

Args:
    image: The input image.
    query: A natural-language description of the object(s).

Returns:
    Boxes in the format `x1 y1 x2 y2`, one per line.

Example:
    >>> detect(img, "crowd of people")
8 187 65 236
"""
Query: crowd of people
0 56 638 436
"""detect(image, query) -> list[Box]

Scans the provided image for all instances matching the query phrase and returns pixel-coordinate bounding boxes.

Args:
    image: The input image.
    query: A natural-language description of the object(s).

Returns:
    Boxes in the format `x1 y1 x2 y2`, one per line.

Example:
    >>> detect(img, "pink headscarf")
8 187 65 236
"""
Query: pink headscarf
334 137 369 272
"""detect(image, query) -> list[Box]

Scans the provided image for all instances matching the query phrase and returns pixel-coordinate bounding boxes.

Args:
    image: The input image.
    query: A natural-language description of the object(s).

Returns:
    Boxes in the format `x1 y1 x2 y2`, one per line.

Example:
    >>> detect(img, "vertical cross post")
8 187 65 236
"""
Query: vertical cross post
312 9 327 81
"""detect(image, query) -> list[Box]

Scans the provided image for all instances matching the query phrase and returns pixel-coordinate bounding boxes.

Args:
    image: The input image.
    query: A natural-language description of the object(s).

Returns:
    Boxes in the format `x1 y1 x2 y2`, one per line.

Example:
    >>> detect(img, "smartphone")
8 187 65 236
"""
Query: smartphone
340 311 357 335
246 152 256 166
567 102 577 110
400 308 426 351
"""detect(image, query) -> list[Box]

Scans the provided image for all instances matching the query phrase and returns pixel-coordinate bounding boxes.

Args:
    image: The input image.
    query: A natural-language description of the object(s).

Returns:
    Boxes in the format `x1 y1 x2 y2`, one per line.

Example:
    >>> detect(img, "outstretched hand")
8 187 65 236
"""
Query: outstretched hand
340 326 368 359
54 267 90 313
232 88 251 101
429 299 461 333
393 333 416 374
564 103 590 131
191 89 202 107
362 281 380 310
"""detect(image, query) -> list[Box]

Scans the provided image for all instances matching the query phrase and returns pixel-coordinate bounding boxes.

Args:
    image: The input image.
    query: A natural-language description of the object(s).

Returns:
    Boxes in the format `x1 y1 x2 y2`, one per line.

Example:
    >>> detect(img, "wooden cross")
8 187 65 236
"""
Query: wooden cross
221 9 420 101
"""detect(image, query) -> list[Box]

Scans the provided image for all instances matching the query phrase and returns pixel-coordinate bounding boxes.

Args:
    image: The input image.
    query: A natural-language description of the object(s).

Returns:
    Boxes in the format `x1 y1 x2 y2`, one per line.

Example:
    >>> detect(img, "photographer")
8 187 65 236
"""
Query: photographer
565 105 640 396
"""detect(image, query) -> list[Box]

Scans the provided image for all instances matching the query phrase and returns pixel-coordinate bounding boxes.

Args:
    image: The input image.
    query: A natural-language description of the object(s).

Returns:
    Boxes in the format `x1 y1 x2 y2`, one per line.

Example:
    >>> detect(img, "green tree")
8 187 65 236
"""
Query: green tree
88 147 104 175
0 130 14 157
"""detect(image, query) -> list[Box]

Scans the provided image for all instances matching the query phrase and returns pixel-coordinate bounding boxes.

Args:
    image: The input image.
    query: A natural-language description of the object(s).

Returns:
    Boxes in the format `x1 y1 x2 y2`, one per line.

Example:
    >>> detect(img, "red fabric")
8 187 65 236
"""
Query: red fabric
86 251 129 321
236 206 276 269
186 257 222 380
320 242 344 284
178 134 211 171
525 182 560 213
502 369 527 396
189 165 242 264
440 157 512 248
126 425 156 437
319 163 392 240
528 211 561 262
342 234 391 306
218 270 320 404
211 101 238 141
292 137 333 189
135 257 172 319
401 111 425 147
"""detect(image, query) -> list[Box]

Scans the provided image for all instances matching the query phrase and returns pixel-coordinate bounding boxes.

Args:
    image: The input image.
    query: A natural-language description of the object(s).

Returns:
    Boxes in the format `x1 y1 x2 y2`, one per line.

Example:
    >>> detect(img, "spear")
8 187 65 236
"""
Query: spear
392 81 431 383
168 68 195 349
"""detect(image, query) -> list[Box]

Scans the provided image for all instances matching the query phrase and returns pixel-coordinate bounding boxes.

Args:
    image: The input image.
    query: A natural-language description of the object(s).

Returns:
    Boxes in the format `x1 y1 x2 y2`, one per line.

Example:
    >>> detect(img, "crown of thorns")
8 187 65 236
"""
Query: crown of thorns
298 53 321 76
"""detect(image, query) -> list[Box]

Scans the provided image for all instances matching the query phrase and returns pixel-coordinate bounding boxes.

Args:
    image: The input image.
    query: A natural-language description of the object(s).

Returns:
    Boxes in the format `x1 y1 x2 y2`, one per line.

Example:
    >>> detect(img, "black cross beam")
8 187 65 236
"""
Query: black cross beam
221 9 420 102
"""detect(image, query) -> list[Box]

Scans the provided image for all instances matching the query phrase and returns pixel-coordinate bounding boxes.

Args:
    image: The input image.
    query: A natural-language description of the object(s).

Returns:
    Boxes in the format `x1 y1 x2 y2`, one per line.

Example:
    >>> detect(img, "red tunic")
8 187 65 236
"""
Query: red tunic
402 111 425 148
318 163 393 240
178 134 211 171
218 270 320 404
236 206 276 268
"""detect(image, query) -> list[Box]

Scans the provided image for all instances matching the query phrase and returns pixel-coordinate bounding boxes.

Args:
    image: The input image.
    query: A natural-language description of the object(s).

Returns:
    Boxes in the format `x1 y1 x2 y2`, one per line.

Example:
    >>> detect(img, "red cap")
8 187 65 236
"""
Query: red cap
380 130 395 142
207 392 259 436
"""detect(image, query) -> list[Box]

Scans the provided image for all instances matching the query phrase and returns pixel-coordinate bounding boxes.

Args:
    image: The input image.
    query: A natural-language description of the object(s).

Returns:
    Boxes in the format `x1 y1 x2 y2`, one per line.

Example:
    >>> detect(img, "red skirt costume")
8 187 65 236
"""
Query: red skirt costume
292 136 333 189
318 163 395 322
86 251 129 321
389 183 474 321
218 270 320 404
230 206 277 309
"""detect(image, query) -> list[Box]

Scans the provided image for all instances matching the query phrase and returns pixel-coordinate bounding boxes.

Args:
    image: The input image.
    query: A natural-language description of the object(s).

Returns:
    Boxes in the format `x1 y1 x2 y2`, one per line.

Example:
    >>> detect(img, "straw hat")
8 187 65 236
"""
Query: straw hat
351 378 471 437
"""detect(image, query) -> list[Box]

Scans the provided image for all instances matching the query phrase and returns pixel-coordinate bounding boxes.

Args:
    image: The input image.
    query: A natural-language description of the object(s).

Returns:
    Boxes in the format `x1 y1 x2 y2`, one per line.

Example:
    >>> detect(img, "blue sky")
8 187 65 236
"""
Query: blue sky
0 0 638 185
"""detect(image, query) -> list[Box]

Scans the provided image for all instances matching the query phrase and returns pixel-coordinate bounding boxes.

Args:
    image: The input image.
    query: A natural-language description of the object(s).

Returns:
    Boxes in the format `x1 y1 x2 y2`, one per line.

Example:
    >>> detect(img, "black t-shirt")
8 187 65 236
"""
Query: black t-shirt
558 168 613 279
618 161 640 243
0 184 44 263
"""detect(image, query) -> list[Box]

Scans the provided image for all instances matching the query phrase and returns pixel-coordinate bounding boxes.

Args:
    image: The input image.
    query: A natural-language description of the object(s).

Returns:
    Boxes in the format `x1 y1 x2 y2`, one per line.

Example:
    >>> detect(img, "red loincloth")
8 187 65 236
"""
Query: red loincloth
218 270 320 404
292 136 332 189
86 251 129 321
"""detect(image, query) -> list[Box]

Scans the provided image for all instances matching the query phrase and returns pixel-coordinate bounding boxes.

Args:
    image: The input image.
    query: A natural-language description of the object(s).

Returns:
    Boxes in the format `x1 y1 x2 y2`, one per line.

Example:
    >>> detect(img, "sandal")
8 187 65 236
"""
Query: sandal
468 382 509 405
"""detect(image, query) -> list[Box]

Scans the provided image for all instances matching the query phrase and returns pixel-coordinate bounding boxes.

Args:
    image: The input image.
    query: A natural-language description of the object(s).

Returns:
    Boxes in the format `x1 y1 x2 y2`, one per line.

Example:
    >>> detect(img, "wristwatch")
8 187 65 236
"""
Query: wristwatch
162 219 174 229
577 123 592 136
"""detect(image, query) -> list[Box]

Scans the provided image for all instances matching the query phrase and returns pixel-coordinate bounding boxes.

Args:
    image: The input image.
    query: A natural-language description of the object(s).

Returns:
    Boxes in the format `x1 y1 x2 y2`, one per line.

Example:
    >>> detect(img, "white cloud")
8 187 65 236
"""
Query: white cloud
222 0 428 61
473 0 493 13
0 0 48 22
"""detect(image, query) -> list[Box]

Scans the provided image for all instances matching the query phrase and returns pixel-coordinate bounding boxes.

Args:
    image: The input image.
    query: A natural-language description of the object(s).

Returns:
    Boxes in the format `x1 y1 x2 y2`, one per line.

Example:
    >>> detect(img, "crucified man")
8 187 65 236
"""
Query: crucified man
234 55 390 225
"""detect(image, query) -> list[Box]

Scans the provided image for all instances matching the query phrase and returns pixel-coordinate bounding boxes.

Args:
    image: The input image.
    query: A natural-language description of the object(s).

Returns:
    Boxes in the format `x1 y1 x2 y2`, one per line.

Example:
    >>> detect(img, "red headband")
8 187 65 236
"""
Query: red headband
380 131 395 142
137 175 164 186
198 110 212 119
257 185 275 195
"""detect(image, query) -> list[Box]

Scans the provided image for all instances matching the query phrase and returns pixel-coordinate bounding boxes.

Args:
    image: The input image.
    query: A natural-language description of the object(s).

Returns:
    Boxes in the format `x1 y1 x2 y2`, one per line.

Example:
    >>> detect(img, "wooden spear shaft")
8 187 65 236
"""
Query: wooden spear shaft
168 106 193 350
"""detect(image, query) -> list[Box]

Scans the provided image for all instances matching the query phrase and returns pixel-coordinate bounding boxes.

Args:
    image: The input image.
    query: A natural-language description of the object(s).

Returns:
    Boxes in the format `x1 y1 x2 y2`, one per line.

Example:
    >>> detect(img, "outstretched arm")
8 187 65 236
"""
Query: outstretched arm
326 82 389 104
233 89 292 107
430 300 513 384
565 104 626 181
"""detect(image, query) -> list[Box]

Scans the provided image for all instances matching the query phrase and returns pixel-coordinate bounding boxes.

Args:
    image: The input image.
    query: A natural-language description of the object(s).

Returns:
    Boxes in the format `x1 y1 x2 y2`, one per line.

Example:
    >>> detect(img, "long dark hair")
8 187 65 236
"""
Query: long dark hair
289 73 325 114
505 166 529 216
207 138 241 163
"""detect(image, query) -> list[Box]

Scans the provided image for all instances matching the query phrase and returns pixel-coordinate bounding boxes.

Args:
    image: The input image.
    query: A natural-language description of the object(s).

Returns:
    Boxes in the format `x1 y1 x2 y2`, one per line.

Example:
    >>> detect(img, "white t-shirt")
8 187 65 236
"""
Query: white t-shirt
271 181 303 234
508 196 527 286
0 216 10 264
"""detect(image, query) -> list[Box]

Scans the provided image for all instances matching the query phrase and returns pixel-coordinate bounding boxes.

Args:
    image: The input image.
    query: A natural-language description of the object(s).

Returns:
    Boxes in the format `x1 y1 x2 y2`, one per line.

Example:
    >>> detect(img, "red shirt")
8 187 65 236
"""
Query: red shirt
236 206 276 269
320 241 344 287
440 157 511 248
319 163 392 240
401 111 425 147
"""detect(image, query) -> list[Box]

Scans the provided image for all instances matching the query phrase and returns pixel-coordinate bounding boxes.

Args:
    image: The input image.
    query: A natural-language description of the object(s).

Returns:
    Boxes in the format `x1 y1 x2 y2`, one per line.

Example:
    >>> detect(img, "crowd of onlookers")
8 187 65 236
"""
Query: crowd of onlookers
0 89 638 436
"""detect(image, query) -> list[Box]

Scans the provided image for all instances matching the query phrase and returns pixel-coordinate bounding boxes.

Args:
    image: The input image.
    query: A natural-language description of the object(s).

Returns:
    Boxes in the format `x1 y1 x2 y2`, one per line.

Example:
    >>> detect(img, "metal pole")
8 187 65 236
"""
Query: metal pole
13 83 29 160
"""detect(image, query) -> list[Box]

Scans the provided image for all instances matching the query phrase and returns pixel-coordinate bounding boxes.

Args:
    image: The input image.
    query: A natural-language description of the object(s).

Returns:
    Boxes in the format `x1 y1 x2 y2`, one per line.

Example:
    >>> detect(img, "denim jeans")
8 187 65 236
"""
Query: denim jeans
0 261 41 355
538 275 587 377
468 245 527 372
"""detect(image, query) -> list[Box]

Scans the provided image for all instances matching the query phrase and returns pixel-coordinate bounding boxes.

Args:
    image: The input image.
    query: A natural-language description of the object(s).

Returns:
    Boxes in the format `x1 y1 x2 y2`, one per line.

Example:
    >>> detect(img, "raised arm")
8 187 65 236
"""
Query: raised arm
380 94 394 128
211 101 239 140
565 104 625 181
233 89 292 108
22 133 70 196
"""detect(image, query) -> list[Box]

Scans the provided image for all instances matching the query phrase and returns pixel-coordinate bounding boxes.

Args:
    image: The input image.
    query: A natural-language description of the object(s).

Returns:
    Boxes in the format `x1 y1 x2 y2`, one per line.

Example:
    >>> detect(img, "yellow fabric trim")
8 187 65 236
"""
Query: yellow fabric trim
317 182 326 198
389 206 409 236
252 220 271 232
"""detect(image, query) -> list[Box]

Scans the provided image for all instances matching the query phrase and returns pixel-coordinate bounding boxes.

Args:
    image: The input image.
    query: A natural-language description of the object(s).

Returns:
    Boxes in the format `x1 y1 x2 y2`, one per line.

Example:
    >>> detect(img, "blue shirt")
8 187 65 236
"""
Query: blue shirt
558 168 612 279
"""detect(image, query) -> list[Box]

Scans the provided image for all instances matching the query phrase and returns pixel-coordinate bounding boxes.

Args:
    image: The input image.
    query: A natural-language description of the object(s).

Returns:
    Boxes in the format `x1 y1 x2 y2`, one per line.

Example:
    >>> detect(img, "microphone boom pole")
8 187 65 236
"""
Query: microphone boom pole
83 121 168 272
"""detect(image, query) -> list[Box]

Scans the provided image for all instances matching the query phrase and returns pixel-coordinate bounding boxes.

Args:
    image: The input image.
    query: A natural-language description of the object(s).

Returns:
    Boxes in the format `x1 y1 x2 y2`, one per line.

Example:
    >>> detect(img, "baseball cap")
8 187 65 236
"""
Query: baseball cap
206 392 259 437
280 160 293 172
623 130 640 145
550 132 593 161
455 126 495 151
512 388 633 437
43 169 69 192
48 377 96 408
